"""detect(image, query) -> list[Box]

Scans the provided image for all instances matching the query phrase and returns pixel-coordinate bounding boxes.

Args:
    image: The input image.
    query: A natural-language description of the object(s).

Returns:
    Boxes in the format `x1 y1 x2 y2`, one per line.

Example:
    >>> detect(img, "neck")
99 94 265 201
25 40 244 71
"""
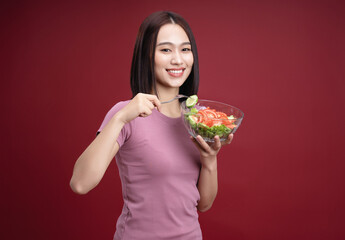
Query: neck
159 101 182 118
153 87 182 118
153 81 180 100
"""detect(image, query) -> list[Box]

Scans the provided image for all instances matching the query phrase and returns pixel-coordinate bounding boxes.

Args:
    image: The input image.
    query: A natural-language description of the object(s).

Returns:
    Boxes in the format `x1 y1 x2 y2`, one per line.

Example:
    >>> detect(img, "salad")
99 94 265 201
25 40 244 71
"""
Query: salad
184 95 237 140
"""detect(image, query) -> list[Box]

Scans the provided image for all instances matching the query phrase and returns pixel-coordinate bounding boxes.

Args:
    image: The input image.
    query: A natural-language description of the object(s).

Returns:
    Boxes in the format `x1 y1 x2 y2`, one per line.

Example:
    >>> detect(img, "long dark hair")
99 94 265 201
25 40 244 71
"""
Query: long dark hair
130 11 199 98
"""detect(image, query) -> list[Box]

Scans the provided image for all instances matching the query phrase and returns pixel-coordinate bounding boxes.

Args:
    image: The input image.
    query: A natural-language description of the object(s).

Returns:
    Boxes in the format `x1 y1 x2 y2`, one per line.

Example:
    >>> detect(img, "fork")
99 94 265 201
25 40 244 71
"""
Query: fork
161 94 188 104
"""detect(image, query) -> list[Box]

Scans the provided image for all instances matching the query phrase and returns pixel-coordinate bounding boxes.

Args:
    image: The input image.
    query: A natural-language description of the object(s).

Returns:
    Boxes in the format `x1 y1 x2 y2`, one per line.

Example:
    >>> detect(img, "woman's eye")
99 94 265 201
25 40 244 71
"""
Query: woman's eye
182 48 191 52
160 49 171 52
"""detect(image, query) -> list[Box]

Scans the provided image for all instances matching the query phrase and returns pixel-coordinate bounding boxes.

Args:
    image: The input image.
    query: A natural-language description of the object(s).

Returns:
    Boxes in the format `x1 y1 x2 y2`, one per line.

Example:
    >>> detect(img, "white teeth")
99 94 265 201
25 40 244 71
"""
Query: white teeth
168 70 183 74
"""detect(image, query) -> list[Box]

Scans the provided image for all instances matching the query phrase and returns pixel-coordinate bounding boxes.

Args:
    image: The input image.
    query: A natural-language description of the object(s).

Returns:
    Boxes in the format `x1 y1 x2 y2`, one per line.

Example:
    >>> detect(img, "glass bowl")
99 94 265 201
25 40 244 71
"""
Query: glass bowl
181 99 244 142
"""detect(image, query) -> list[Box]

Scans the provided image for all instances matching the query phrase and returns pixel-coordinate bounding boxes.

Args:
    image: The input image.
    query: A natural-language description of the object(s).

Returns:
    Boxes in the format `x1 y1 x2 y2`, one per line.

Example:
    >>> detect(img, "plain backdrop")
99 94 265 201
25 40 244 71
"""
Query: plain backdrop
2 0 345 239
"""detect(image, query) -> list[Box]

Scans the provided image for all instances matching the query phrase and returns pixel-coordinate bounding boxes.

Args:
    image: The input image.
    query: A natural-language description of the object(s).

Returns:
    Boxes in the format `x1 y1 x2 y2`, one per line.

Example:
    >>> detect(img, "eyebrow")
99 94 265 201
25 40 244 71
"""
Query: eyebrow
156 41 191 46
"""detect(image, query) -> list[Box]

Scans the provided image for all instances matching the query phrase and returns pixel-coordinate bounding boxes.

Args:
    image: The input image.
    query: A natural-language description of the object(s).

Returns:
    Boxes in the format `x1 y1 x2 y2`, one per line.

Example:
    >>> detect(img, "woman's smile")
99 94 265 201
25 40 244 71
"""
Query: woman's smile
166 68 185 77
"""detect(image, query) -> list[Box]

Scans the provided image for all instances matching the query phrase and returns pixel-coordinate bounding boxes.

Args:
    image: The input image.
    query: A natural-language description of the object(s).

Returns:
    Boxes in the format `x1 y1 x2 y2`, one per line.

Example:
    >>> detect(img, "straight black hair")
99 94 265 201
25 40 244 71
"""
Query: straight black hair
130 11 199 98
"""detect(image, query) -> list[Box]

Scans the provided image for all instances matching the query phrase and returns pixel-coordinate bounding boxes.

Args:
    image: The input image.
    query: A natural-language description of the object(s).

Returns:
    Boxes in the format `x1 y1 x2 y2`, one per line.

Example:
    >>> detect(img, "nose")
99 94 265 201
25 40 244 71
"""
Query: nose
170 51 183 65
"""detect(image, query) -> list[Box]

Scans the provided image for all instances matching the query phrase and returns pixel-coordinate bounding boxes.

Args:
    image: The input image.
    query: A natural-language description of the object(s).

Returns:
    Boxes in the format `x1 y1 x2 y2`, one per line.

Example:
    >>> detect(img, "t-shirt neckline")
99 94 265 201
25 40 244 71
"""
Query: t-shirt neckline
153 109 183 125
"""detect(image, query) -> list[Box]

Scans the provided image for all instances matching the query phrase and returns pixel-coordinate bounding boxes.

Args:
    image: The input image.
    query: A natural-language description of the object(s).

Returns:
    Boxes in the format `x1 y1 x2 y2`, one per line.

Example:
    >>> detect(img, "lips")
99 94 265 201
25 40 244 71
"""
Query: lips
166 68 185 77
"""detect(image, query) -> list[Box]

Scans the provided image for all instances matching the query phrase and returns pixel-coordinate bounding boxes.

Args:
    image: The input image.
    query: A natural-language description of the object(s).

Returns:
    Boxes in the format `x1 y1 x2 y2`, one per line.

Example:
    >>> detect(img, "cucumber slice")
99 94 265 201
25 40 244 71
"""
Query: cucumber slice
187 115 197 128
197 123 209 130
190 107 198 114
186 95 198 108
198 122 209 128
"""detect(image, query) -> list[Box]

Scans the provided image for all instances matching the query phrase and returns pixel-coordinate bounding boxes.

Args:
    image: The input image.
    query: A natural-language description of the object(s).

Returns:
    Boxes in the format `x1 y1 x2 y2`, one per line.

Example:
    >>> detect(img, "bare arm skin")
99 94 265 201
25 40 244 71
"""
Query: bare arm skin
191 134 234 212
70 93 161 194
70 116 123 194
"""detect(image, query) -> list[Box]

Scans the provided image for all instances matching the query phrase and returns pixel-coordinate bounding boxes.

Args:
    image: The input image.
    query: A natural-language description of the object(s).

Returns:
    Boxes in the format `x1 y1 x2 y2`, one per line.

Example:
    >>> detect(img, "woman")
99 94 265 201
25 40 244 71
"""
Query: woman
70 11 233 240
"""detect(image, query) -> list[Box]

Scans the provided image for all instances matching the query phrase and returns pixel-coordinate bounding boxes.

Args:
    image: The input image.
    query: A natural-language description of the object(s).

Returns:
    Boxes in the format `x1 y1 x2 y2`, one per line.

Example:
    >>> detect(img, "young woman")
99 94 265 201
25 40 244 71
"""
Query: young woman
70 11 233 240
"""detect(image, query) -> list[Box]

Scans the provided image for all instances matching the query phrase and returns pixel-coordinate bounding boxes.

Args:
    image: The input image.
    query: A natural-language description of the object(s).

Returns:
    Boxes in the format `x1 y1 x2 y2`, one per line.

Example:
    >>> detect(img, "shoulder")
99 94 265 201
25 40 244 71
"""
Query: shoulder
109 100 131 111
100 100 131 124
104 100 131 116
97 100 131 134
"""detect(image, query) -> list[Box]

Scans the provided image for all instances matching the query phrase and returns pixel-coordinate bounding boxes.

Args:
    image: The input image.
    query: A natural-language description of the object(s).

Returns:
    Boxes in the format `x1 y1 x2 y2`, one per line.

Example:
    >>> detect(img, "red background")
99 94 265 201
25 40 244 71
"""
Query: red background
2 0 345 239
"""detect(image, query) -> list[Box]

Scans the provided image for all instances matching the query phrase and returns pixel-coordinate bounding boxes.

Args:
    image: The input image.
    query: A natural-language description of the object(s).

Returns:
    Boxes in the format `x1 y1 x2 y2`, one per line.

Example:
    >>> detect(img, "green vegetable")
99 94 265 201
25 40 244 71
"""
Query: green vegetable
190 107 198 114
186 95 198 108
190 122 232 139
187 115 197 128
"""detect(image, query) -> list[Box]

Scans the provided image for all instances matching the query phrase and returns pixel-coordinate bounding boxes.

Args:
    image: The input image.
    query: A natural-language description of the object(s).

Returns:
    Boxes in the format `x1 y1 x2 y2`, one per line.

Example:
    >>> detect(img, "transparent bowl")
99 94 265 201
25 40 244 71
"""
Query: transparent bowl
181 99 244 142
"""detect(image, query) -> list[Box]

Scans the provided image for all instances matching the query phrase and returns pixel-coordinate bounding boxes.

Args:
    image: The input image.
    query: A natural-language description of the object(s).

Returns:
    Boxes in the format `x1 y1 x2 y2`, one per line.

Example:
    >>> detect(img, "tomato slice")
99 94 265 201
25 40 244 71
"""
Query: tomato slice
212 119 224 126
198 110 207 118
225 124 237 129
203 119 214 127
200 109 217 119
216 111 227 119
197 114 204 123
196 107 236 128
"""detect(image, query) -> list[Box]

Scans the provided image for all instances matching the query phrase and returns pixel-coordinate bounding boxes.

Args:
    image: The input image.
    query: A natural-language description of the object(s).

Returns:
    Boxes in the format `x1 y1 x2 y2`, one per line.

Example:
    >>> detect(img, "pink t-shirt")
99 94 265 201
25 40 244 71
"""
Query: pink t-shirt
98 101 202 240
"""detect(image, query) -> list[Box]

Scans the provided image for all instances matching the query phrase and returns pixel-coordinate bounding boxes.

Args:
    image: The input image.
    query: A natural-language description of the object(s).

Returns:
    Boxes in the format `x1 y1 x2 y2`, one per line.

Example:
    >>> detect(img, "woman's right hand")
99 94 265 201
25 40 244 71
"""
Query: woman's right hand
116 93 161 124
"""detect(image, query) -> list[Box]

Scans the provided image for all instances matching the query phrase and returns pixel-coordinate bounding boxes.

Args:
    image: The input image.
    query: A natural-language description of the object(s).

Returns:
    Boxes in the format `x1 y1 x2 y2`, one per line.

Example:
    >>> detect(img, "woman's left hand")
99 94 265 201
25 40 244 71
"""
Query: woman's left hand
191 134 233 168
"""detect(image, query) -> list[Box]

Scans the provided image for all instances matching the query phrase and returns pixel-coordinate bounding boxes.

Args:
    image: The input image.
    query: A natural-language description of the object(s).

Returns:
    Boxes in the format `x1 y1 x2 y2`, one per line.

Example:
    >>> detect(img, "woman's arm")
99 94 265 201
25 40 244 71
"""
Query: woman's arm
191 134 233 212
197 156 218 212
70 115 124 194
70 93 161 194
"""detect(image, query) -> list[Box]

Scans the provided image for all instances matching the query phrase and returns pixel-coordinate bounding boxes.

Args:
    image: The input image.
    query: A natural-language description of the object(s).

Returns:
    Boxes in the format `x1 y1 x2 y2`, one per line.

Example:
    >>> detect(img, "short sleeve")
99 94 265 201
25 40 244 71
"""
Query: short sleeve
97 101 131 147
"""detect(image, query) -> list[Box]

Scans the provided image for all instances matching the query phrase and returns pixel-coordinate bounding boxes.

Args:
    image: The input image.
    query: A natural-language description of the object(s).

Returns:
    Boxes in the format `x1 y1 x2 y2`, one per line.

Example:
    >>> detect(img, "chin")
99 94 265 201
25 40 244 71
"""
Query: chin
170 79 187 88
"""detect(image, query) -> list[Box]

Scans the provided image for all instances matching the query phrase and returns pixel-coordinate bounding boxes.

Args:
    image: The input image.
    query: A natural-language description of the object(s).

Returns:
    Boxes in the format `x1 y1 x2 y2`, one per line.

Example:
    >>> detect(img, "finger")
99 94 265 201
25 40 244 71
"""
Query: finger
195 135 211 152
222 134 234 146
145 99 155 110
190 136 203 152
228 134 234 143
145 94 161 111
212 135 222 150
139 106 152 117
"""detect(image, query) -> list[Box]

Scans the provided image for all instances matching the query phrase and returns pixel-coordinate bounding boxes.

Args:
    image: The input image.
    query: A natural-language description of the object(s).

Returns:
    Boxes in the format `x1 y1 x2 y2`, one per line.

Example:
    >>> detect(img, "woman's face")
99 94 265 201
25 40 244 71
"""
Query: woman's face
154 24 194 91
